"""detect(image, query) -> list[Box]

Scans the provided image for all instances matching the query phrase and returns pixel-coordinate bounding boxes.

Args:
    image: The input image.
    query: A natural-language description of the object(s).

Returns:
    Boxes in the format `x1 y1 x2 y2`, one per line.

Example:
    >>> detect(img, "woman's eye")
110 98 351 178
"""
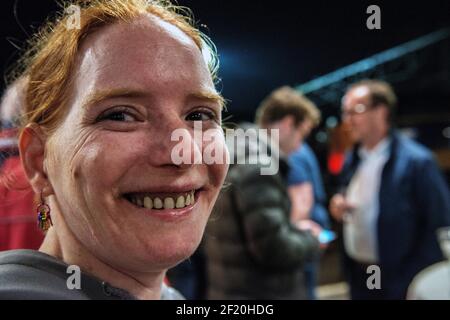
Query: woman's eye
97 109 136 122
186 109 218 122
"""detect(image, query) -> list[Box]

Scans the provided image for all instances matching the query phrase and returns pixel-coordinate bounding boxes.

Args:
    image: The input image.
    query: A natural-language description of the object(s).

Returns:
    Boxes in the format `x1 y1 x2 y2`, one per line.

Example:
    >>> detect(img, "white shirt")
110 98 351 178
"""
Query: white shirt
343 138 391 264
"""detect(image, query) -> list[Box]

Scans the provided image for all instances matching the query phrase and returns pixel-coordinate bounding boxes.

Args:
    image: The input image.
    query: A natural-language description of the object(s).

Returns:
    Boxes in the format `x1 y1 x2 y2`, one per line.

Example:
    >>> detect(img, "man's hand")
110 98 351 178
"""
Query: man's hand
295 219 322 238
295 219 330 249
329 193 355 222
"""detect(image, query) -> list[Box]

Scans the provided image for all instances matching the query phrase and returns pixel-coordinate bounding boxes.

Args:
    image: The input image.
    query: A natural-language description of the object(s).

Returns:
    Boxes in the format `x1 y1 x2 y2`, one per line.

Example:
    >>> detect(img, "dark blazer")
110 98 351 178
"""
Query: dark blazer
339 131 450 299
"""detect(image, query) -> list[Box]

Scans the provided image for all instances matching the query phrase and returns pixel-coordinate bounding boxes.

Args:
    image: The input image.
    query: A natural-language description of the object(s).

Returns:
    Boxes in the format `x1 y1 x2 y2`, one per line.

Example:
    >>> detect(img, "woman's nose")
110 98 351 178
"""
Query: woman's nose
147 118 202 169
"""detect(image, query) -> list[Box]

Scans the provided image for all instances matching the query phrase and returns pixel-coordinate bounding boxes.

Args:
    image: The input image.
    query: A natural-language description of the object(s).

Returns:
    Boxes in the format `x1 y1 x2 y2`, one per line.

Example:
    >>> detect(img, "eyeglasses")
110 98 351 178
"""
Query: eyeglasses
341 103 370 117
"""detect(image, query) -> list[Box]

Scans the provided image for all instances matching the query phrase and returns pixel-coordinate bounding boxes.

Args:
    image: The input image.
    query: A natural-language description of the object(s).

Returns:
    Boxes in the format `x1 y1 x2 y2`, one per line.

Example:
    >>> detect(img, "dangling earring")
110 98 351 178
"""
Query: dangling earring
37 193 52 232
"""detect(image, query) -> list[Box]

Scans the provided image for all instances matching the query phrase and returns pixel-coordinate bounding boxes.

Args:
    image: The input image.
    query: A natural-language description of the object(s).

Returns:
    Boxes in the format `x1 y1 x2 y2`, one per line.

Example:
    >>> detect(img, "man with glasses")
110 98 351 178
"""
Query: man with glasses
329 79 450 299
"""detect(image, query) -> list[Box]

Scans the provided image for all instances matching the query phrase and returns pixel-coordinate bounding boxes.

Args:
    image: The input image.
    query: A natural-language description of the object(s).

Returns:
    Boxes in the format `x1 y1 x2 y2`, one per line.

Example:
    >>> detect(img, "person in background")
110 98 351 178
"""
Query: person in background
329 79 450 299
204 86 320 300
0 77 44 251
286 89 331 299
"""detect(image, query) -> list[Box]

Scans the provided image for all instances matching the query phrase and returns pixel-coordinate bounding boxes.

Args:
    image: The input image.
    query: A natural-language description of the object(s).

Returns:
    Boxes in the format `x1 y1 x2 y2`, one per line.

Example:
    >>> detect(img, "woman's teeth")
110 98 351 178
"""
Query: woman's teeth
129 190 195 210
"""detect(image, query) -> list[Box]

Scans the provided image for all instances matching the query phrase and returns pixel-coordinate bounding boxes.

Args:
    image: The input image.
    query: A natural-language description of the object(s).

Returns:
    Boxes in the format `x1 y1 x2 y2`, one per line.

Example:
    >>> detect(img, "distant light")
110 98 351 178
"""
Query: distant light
443 127 450 139
326 116 338 128
315 131 328 143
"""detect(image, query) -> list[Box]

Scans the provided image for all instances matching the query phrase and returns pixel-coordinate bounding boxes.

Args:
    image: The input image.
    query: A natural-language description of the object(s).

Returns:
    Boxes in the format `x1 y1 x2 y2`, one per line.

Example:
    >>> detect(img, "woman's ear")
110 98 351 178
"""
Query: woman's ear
19 123 54 196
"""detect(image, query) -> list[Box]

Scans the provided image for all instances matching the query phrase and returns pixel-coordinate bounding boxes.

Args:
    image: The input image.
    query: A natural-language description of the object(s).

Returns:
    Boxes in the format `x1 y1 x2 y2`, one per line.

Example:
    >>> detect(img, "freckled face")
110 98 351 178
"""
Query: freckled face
45 15 228 272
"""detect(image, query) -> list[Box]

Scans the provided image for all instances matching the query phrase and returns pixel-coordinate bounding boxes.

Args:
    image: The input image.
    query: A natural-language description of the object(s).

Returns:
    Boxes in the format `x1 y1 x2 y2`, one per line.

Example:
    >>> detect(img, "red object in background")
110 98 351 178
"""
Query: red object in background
327 122 354 176
0 130 44 251
328 151 346 176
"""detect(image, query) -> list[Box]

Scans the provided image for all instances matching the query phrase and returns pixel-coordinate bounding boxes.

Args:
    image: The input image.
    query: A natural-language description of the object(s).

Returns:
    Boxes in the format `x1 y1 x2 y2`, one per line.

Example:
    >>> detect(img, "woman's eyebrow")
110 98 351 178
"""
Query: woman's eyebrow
82 88 226 110
82 88 148 109
187 91 226 110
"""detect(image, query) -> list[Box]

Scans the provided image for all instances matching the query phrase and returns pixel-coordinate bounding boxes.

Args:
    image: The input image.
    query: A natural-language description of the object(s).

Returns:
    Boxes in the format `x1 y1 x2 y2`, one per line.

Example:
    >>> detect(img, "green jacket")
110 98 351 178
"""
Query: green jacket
205 124 319 299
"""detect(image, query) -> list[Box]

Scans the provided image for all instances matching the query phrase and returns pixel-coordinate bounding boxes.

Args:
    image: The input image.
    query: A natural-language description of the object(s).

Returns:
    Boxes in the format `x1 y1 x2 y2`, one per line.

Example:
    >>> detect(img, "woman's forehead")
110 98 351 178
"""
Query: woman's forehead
72 15 213 102
79 14 199 60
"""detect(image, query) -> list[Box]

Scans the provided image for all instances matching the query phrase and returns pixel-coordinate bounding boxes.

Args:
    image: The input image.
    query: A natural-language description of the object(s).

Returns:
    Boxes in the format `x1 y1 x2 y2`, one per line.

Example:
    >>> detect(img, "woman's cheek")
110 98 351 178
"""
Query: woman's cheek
202 128 226 160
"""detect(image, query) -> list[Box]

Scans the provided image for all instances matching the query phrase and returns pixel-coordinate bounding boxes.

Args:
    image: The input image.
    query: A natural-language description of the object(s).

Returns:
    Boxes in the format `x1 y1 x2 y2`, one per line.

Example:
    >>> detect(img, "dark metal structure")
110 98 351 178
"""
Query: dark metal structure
295 28 450 112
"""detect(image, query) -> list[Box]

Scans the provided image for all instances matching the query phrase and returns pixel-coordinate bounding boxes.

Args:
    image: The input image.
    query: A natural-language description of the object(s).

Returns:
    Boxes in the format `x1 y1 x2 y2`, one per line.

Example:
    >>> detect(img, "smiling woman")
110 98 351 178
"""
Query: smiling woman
0 0 229 300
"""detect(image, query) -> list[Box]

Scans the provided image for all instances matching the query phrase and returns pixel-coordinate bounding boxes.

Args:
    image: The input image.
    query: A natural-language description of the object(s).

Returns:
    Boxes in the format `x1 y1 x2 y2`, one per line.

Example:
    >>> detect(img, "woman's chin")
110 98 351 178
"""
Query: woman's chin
130 238 201 271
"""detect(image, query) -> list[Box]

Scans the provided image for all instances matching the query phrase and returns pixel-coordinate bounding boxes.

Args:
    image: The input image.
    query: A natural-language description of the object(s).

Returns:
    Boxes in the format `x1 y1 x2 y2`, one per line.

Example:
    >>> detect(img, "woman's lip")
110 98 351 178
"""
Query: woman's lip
121 185 204 195
121 189 203 222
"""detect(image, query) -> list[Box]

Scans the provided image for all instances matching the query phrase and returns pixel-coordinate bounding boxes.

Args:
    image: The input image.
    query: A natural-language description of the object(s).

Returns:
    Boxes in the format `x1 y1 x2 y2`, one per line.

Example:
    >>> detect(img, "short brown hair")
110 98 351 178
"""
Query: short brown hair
256 86 321 128
347 79 397 122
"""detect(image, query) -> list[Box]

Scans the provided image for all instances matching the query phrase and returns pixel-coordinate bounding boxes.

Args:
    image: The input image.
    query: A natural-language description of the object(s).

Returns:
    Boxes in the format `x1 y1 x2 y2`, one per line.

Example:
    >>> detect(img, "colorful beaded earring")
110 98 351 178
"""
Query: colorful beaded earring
37 194 52 232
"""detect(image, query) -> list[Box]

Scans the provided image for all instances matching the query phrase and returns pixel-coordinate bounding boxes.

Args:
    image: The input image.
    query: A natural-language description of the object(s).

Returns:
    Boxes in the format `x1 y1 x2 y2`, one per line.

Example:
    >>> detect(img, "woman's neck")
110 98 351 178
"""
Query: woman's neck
39 224 166 300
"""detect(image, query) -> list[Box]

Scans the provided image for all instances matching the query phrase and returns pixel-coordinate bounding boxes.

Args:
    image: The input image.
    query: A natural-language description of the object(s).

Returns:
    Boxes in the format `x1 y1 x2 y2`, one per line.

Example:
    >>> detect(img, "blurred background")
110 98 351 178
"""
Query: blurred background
1 0 448 174
0 0 449 299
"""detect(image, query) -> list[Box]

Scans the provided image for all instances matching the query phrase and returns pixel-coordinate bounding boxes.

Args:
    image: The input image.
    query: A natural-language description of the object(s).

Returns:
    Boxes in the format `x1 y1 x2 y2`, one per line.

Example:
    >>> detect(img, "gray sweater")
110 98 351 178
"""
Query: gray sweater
0 249 184 300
